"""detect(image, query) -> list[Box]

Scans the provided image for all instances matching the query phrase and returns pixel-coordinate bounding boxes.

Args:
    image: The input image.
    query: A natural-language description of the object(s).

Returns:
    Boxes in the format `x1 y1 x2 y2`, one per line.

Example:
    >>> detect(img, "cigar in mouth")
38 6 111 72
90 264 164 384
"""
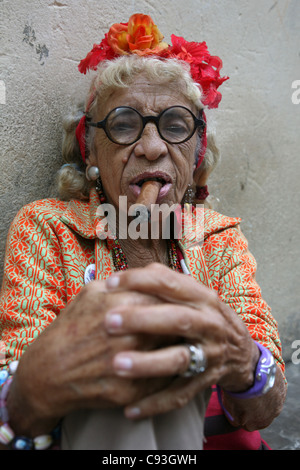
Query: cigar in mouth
134 180 162 222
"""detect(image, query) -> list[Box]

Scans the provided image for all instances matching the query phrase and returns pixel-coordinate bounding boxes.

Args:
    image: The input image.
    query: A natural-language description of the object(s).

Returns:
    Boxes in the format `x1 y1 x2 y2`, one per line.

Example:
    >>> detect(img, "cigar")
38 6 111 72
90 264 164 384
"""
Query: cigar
134 180 162 222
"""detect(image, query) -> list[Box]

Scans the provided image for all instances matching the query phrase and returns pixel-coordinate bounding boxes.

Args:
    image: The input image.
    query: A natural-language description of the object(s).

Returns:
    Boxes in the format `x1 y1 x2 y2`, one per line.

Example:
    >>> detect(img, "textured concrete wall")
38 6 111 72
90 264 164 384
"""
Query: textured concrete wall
1 0 299 361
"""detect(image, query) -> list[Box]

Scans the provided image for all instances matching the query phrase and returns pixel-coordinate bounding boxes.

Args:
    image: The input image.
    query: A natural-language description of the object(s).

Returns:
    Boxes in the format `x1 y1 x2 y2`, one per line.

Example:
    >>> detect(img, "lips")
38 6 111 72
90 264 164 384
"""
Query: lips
129 171 172 201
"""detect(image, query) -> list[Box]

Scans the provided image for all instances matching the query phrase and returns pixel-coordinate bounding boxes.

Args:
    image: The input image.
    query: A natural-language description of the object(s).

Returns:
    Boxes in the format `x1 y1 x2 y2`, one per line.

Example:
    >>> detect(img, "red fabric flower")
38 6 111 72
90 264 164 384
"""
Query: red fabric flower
166 35 210 63
166 35 229 109
78 35 118 74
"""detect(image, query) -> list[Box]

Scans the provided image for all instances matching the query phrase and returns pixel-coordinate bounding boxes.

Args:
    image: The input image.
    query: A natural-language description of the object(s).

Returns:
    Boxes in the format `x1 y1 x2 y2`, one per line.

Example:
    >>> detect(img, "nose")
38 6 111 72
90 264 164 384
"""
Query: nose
133 123 168 161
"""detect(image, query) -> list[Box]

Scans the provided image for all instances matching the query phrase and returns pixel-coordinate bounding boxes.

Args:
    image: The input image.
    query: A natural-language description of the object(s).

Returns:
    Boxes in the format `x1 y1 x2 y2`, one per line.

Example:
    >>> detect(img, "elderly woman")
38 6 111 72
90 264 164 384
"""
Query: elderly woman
0 14 286 450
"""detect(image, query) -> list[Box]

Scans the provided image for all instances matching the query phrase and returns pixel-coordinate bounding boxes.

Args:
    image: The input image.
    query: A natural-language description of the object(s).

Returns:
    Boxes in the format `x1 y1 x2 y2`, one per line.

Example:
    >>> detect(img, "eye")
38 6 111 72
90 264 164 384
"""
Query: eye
110 120 136 132
160 107 194 141
165 121 188 134
108 108 141 136
161 118 190 140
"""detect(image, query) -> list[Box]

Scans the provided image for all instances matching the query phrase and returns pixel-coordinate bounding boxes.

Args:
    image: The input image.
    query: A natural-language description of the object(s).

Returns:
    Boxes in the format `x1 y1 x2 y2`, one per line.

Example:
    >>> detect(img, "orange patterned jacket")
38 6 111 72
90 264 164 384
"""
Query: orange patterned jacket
0 189 284 373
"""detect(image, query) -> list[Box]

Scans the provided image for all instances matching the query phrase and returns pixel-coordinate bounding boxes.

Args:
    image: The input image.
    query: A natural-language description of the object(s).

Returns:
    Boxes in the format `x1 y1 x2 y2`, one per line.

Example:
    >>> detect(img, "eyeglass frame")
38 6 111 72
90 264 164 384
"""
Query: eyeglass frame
86 105 206 145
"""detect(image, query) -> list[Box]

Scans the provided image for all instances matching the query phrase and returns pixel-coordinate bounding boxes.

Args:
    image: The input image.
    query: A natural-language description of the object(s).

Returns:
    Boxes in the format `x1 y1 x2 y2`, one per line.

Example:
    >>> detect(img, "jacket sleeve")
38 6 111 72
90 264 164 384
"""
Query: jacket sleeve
0 204 67 366
204 225 284 374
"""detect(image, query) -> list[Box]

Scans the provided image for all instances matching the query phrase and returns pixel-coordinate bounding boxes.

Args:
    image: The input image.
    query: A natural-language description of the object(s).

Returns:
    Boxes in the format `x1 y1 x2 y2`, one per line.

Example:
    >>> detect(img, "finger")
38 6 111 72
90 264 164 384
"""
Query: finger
105 263 218 308
83 279 110 294
112 344 192 378
123 373 215 420
105 302 222 340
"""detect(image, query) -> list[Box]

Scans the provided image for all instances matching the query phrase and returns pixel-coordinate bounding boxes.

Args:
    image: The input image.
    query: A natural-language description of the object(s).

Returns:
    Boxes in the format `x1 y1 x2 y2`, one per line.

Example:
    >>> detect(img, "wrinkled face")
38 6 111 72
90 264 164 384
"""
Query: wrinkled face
87 75 198 210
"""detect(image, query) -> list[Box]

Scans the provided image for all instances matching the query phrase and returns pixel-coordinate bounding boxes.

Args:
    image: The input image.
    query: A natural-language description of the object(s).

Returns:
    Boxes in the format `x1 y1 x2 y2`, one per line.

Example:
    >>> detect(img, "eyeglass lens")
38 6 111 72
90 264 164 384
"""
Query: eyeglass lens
107 108 142 144
105 107 197 144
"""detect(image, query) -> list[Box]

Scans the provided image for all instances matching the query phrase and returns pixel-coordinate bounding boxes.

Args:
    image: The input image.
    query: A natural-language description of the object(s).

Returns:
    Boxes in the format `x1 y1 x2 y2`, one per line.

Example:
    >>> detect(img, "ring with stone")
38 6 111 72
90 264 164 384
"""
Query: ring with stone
182 343 207 377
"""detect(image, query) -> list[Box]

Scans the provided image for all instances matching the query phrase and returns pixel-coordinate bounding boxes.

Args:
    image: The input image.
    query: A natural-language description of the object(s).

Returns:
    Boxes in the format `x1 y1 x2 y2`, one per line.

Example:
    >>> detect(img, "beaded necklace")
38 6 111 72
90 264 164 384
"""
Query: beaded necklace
107 237 182 272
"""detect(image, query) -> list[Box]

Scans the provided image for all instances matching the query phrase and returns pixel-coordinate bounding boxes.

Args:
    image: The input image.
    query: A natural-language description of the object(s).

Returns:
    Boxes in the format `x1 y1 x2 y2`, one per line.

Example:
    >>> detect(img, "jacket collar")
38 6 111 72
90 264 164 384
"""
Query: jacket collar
59 188 101 239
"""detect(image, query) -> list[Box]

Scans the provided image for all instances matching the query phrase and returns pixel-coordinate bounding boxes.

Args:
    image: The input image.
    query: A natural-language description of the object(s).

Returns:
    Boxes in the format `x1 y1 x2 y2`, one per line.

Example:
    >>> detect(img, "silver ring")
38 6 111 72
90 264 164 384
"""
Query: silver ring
182 344 206 377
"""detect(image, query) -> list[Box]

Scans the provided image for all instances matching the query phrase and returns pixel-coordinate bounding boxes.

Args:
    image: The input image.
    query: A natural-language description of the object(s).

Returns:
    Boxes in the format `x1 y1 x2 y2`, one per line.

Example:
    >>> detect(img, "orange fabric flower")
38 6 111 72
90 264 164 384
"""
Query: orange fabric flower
107 14 168 56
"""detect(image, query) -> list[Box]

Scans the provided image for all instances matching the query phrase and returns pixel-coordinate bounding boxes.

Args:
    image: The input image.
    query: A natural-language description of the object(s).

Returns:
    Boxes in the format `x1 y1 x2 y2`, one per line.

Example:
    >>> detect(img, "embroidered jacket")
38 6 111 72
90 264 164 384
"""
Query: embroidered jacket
0 189 283 372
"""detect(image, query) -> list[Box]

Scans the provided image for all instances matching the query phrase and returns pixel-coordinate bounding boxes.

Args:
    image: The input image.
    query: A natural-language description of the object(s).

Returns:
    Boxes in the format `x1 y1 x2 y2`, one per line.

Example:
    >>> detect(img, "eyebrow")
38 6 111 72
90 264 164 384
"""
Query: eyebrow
115 103 193 116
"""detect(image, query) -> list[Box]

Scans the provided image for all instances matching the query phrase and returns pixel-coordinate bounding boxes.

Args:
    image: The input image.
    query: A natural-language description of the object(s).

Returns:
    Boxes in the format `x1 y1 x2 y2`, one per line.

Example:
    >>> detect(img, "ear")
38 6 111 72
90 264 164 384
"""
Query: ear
84 148 100 182
85 150 97 169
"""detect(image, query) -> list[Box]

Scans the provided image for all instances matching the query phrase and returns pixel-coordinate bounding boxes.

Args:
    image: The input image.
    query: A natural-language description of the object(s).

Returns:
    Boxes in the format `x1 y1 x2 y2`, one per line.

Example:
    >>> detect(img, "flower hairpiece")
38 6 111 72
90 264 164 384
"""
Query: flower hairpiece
76 13 228 172
78 13 228 110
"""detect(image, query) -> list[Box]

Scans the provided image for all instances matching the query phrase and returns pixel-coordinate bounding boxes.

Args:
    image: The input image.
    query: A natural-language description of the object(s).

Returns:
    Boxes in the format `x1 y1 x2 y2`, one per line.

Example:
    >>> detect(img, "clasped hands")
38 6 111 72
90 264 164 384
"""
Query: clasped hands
12 263 258 435
103 263 258 419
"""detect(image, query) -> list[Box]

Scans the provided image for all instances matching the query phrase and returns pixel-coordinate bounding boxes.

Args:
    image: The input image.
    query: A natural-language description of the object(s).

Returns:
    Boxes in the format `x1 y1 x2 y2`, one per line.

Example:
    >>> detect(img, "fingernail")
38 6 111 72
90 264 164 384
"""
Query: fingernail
106 275 120 289
114 355 133 371
125 407 141 419
105 313 123 330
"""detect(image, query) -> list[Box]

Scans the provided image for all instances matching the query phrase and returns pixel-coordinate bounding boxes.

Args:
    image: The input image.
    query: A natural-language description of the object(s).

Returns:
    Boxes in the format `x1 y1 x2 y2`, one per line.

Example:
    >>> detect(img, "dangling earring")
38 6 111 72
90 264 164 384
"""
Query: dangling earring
182 184 194 205
86 166 106 203
86 166 100 181
95 176 106 204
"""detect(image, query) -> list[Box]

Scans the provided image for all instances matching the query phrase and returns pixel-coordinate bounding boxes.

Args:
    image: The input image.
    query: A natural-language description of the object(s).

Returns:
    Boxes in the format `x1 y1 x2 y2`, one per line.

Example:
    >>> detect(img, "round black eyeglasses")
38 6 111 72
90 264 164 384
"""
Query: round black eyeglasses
86 106 206 145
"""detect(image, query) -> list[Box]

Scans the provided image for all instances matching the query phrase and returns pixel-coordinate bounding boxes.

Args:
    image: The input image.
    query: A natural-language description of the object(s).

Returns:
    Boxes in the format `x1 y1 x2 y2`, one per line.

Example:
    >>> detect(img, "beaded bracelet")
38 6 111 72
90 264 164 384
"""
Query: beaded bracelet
0 361 60 450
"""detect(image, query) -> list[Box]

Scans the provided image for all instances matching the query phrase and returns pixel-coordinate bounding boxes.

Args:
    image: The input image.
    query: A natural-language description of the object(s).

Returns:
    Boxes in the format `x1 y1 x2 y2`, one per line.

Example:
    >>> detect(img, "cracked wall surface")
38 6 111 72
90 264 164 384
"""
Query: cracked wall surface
0 0 299 361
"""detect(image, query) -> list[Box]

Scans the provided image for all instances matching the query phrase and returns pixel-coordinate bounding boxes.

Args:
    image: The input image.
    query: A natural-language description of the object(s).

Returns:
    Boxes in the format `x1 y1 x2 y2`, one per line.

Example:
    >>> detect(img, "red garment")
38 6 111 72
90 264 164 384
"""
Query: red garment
204 387 271 450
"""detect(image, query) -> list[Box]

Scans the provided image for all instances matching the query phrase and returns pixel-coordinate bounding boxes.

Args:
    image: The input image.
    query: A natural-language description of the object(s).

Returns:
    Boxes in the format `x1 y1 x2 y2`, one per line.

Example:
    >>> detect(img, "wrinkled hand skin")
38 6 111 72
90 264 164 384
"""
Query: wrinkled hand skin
7 280 174 437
